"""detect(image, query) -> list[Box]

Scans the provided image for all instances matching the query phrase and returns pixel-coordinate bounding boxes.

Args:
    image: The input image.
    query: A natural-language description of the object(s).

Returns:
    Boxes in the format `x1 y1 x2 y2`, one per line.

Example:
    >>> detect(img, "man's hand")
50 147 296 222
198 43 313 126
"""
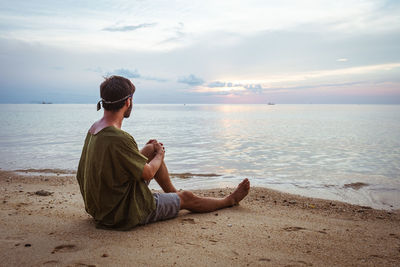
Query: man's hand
146 139 158 145
153 142 165 159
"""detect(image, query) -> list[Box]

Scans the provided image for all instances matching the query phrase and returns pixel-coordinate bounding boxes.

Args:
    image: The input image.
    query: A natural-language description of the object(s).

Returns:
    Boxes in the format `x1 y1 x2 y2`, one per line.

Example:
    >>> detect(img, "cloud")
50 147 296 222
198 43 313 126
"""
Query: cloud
208 81 226 87
102 68 167 82
193 62 400 95
202 80 265 93
244 83 263 93
161 31 186 44
195 81 369 96
260 81 367 92
1 2 400 104
224 63 400 87
142 76 168 82
107 68 141 78
159 22 187 44
102 23 156 32
177 74 204 86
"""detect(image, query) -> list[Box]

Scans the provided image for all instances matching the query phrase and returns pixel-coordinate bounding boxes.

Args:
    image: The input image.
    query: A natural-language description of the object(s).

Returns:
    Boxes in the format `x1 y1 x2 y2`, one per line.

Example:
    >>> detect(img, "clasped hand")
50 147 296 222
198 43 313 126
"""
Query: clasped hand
146 139 165 156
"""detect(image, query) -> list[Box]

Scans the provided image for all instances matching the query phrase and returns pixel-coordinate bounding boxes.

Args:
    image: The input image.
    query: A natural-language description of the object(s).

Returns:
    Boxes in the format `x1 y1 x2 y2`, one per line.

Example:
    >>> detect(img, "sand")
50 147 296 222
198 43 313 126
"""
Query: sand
1 169 399 267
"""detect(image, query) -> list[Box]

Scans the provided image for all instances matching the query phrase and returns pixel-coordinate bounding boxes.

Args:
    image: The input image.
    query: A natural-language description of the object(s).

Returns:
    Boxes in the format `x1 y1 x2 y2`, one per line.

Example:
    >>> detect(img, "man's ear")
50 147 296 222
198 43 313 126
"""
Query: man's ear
126 98 131 107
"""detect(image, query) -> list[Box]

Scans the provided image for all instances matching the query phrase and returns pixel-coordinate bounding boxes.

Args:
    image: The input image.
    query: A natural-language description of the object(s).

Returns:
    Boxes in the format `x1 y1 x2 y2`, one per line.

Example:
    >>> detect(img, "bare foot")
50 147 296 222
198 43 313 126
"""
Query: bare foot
227 178 250 205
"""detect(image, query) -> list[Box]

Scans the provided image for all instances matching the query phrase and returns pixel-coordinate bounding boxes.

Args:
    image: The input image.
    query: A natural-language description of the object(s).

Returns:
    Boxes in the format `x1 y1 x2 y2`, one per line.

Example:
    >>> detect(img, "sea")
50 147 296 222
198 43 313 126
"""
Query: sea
0 104 399 210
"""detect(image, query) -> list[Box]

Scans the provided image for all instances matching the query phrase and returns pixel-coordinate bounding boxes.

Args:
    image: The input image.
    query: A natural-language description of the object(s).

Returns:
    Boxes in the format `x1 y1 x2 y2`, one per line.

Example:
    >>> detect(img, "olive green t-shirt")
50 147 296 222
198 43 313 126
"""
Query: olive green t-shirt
76 126 155 230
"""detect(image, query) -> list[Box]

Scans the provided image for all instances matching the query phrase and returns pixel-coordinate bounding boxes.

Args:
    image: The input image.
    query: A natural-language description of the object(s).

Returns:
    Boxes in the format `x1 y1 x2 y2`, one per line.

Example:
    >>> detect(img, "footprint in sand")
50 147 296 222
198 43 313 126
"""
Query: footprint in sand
389 233 400 239
283 226 306 232
42 260 60 265
180 218 196 224
72 263 97 267
51 244 79 254
283 227 328 235
294 260 313 266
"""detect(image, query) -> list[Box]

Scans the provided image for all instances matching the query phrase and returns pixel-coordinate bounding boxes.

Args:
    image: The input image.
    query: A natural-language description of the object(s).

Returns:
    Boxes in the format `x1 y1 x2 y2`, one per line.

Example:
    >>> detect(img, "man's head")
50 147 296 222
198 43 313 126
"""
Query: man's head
99 76 135 118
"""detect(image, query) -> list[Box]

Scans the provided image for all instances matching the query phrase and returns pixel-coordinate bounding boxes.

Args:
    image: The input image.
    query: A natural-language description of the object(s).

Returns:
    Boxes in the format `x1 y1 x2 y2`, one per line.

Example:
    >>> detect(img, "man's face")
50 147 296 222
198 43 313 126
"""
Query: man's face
124 97 133 118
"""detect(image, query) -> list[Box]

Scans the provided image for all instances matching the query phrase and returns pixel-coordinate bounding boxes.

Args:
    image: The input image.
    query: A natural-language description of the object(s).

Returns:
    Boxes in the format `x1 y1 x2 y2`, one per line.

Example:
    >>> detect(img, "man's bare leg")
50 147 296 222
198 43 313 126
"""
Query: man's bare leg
178 178 250 212
140 144 177 193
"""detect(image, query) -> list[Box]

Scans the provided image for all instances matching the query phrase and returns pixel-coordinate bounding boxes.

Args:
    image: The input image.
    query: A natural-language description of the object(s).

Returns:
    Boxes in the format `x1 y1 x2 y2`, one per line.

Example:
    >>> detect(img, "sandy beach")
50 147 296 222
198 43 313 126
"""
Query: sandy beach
1 169 399 266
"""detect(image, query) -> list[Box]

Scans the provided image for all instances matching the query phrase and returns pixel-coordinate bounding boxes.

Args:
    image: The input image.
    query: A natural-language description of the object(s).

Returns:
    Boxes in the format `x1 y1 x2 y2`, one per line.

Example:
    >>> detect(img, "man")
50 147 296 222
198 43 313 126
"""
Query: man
77 75 250 230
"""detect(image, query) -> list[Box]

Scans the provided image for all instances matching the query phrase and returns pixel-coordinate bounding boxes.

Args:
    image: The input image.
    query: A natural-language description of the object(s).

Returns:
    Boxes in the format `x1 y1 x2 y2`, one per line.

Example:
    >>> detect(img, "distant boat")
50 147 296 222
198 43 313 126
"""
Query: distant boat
41 101 52 104
267 102 275 105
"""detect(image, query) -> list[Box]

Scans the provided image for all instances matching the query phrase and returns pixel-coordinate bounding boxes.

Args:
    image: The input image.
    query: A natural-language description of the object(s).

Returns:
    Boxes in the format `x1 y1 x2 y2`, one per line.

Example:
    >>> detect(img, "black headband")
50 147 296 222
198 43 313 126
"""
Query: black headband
97 94 133 111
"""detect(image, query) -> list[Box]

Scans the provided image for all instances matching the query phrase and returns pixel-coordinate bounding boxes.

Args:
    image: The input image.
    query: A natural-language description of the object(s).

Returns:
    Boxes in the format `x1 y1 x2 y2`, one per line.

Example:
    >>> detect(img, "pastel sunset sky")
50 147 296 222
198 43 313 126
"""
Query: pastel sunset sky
0 0 399 104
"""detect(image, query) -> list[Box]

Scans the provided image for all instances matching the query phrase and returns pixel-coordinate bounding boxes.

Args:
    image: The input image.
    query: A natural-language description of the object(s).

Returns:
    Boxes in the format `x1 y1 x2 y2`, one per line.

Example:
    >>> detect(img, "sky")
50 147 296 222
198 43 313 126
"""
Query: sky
0 0 399 104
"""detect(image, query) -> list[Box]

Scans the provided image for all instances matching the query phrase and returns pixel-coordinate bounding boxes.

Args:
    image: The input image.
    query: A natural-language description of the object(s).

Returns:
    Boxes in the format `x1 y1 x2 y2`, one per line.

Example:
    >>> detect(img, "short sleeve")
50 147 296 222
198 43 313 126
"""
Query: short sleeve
114 137 148 181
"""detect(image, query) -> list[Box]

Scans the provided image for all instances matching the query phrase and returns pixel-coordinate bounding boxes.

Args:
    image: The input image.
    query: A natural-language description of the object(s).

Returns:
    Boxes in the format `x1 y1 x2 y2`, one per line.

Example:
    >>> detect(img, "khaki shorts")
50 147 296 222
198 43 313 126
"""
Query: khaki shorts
141 193 181 225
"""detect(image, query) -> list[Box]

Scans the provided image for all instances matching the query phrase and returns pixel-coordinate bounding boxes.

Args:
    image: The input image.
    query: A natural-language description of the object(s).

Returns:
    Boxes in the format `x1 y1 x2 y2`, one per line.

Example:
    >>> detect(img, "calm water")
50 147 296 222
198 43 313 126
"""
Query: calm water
0 104 399 209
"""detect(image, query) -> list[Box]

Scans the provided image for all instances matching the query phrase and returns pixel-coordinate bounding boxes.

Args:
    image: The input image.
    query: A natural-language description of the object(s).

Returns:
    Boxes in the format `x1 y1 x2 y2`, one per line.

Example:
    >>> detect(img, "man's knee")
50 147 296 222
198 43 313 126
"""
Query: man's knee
140 144 155 160
177 191 196 209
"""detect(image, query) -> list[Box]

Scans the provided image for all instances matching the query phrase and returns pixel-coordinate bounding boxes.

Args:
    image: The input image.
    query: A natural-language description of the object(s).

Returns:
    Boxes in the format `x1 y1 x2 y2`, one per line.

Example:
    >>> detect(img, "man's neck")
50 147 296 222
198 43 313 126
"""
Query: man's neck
102 110 124 129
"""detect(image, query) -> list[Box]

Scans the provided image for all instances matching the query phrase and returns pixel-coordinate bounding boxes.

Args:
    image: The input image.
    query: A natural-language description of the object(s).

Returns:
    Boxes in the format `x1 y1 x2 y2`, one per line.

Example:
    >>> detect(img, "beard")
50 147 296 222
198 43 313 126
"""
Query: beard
124 98 133 118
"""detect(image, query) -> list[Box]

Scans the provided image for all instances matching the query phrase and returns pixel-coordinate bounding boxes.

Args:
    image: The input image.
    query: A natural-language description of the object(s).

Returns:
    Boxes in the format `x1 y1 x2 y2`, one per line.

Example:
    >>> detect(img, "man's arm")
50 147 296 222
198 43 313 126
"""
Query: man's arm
142 142 165 181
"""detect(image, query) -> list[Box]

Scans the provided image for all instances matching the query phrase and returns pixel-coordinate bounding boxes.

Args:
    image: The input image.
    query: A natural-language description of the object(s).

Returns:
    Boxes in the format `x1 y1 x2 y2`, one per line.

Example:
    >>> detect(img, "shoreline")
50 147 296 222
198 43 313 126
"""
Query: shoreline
1 169 400 266
7 168 400 211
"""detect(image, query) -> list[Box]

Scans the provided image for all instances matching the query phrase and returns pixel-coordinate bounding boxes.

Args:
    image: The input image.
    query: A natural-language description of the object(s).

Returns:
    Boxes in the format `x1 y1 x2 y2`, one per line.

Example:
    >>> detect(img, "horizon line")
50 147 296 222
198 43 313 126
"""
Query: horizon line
0 102 399 105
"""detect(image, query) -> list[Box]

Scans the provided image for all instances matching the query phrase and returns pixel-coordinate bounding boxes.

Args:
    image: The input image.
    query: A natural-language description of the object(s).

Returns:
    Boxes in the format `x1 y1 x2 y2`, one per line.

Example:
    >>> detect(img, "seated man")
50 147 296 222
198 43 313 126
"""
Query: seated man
77 75 250 230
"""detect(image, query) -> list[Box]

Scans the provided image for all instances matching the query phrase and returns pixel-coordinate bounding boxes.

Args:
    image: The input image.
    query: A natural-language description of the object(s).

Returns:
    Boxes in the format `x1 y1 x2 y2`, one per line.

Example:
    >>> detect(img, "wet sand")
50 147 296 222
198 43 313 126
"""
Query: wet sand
1 169 399 266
